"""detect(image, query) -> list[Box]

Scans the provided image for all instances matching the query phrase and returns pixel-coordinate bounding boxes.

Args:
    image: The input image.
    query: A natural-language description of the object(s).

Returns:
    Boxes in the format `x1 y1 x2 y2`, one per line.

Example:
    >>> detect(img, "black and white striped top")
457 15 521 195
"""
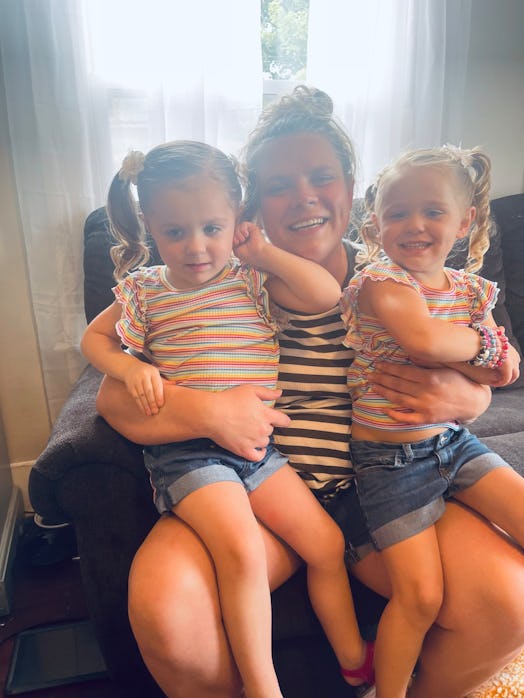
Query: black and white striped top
273 241 356 496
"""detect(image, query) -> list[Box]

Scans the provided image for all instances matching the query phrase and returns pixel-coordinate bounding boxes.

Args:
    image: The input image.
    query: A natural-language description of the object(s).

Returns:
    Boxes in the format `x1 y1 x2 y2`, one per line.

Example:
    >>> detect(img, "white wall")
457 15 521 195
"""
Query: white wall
1 1 523 507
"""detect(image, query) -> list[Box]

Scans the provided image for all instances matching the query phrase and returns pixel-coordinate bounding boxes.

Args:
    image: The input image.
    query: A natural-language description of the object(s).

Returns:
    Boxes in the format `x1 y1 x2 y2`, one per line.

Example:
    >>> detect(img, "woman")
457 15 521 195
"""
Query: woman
97 86 524 698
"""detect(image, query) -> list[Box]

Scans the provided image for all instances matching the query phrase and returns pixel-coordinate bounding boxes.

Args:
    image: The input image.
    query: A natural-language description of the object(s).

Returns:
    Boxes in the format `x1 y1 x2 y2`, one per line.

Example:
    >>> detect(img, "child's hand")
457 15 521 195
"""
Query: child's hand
233 222 269 265
124 363 165 416
488 341 521 387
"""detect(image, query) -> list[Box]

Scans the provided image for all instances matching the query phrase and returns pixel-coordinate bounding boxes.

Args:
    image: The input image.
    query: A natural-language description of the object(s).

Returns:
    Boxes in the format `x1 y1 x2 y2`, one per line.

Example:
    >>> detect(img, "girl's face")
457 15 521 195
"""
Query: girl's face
373 166 475 286
255 133 354 283
143 175 236 289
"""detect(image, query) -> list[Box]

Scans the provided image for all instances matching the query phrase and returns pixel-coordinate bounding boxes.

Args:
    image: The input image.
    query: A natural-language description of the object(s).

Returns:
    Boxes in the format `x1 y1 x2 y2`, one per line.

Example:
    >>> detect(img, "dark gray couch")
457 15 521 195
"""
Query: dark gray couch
29 194 524 698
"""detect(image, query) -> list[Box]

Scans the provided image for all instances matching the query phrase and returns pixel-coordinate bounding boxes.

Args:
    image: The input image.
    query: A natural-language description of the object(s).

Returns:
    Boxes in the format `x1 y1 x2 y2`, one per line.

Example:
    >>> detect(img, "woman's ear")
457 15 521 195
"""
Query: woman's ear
458 206 476 238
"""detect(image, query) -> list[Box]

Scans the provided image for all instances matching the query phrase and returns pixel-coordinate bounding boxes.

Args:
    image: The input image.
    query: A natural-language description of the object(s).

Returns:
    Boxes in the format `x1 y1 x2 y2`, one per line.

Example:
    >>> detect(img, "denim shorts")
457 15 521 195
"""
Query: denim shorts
144 438 287 513
350 427 509 550
315 484 375 565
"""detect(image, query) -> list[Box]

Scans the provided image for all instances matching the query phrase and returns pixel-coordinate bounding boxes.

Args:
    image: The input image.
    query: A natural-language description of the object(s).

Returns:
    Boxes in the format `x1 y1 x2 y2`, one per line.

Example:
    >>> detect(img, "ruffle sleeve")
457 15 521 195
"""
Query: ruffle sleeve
460 271 499 324
112 271 148 352
340 261 415 349
239 265 279 333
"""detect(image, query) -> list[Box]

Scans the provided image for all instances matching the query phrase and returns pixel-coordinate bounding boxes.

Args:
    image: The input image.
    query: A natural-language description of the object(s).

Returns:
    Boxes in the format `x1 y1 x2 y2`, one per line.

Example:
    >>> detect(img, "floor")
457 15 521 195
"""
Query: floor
0 516 118 697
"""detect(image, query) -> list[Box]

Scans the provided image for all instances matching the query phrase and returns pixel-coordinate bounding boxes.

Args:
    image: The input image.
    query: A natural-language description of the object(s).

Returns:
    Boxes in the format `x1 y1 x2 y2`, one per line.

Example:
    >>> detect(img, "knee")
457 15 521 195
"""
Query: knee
396 579 443 629
309 519 346 571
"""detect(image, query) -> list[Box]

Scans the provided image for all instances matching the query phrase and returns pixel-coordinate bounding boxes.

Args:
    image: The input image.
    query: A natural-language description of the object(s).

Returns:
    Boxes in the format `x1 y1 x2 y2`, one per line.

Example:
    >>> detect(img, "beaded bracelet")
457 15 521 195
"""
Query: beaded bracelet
469 323 509 368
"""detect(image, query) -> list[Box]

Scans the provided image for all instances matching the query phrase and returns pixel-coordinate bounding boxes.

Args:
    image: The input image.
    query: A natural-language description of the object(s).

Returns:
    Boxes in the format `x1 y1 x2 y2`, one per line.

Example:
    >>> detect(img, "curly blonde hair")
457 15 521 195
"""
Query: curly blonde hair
358 145 492 273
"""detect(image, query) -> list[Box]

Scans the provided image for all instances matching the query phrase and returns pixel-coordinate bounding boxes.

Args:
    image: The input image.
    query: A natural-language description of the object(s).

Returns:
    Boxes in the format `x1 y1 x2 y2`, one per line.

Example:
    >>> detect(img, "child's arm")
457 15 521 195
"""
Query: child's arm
234 222 341 312
445 336 520 388
360 278 502 365
81 302 165 416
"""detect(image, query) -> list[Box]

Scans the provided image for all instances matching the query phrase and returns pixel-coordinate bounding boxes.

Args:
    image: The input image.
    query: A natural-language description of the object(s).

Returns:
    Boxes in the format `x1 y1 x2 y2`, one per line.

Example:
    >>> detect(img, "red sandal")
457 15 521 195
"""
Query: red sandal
340 640 375 686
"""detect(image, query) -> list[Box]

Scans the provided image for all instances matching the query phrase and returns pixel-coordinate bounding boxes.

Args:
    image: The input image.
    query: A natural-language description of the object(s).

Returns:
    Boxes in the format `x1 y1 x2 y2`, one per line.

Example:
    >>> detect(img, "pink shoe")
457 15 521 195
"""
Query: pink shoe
340 641 375 686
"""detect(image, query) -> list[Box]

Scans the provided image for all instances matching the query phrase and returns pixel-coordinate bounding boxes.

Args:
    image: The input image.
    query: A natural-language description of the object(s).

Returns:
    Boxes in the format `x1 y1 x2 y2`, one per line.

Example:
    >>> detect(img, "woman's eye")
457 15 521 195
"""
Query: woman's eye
312 174 335 186
264 180 290 196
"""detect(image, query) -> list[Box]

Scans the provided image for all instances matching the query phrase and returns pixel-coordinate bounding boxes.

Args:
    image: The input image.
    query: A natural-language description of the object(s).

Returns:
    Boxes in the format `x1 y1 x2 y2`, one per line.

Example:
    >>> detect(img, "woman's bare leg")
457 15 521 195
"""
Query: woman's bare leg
128 513 300 698
353 501 524 698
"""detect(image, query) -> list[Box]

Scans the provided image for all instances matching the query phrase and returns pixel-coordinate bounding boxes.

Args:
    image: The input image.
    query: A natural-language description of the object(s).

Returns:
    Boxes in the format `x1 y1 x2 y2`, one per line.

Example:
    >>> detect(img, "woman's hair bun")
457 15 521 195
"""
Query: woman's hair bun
292 85 333 118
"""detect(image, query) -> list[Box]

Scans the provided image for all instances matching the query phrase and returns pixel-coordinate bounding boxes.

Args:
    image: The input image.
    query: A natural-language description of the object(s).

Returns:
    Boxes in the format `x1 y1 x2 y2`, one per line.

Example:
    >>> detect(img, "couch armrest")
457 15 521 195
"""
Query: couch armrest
29 364 146 521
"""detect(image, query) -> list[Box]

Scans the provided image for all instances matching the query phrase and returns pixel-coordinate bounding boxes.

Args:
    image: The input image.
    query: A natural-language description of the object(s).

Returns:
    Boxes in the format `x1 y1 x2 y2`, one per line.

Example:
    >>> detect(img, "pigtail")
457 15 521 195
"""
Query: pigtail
107 152 150 281
465 151 492 273
353 182 381 269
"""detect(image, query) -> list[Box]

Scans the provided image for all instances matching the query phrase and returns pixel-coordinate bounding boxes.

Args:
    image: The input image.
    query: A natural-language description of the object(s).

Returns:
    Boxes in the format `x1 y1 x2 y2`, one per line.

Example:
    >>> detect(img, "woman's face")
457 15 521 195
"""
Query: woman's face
255 132 353 281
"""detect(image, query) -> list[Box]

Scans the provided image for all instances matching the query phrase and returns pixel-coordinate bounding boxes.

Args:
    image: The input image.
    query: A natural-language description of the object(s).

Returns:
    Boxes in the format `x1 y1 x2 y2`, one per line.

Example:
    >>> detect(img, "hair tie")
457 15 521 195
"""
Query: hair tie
443 144 477 183
119 150 145 185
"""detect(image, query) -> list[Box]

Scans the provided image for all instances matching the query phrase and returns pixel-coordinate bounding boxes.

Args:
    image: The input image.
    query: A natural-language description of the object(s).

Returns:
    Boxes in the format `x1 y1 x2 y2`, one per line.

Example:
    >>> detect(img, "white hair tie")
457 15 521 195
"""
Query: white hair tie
443 144 477 183
119 150 145 185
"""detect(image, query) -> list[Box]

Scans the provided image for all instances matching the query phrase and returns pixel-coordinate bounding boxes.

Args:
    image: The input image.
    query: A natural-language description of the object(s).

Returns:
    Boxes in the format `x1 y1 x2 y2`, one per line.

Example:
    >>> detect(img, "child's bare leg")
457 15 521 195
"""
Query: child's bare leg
249 466 367 683
375 527 443 698
453 466 524 547
174 481 282 698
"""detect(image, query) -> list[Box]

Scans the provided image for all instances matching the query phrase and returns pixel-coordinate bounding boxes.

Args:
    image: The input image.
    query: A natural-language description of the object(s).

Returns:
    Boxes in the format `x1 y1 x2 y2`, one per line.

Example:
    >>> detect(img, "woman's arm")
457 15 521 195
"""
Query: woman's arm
234 222 341 312
96 377 291 460
368 362 492 426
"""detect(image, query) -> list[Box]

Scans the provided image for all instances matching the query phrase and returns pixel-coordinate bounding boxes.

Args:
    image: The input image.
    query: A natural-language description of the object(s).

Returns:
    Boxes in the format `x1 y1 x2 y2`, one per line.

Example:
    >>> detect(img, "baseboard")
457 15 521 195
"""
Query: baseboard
0 486 23 616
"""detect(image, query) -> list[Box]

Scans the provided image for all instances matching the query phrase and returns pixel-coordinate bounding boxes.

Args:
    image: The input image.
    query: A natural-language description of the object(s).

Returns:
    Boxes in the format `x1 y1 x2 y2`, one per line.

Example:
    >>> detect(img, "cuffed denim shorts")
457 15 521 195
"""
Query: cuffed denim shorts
315 484 375 565
350 426 509 551
144 438 287 514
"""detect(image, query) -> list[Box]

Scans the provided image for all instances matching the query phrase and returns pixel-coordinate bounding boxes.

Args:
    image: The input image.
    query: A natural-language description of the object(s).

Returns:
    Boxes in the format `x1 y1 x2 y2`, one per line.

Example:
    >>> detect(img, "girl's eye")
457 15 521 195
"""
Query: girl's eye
387 211 406 220
426 209 444 218
166 229 184 240
204 224 221 235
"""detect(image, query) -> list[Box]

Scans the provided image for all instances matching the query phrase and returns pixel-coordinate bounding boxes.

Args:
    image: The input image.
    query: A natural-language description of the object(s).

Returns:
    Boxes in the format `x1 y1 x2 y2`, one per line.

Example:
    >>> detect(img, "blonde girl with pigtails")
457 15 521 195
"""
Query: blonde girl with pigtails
82 139 377 698
341 144 522 698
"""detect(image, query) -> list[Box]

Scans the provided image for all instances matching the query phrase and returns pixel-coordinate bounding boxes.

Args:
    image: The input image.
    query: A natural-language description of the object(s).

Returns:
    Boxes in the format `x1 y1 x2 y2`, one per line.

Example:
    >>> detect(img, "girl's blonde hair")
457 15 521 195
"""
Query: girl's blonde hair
241 85 356 221
107 140 242 280
358 145 492 273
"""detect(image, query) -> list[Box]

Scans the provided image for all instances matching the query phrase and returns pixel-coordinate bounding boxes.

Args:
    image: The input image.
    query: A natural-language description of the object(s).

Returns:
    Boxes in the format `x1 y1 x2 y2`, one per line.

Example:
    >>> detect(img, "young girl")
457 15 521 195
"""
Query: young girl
81 140 375 698
341 145 522 698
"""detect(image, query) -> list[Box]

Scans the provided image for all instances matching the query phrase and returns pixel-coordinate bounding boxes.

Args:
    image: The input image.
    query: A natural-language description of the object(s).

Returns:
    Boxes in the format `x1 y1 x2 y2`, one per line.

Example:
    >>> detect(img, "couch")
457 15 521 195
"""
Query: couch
29 194 524 698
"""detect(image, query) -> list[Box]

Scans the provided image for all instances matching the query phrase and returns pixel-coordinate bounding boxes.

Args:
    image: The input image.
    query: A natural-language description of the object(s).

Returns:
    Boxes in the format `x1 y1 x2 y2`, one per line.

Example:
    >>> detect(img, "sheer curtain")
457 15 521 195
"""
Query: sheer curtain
307 0 472 193
1 0 262 420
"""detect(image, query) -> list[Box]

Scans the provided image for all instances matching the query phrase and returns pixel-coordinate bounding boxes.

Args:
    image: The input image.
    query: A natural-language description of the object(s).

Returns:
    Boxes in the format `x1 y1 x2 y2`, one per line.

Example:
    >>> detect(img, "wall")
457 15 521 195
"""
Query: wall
0 2 523 507
461 0 524 197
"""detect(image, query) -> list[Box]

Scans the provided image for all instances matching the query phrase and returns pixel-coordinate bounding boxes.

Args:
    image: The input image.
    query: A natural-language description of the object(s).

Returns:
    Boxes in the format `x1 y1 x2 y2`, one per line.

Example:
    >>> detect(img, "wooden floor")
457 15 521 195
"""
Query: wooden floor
0 518 118 697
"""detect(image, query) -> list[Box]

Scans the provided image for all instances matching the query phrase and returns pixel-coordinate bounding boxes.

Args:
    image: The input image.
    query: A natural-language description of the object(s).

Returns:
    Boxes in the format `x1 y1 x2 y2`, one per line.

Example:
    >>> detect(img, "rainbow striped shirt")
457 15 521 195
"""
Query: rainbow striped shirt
113 262 279 395
341 259 499 432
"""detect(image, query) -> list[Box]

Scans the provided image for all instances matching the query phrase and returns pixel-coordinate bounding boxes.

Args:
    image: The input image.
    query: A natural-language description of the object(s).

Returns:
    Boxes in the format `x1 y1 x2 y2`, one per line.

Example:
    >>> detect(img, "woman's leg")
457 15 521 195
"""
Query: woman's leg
128 511 300 698
375 527 443 698
248 465 367 683
353 500 524 698
453 466 524 547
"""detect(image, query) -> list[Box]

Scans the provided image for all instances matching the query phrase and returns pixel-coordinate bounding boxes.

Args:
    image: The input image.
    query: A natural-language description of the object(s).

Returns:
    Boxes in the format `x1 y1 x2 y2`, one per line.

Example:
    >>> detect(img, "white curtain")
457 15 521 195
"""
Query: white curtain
307 0 472 193
1 0 262 420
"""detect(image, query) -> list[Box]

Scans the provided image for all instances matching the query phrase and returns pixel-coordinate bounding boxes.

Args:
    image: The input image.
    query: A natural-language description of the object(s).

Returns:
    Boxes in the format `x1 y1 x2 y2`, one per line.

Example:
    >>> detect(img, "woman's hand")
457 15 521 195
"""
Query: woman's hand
203 384 291 461
368 362 492 425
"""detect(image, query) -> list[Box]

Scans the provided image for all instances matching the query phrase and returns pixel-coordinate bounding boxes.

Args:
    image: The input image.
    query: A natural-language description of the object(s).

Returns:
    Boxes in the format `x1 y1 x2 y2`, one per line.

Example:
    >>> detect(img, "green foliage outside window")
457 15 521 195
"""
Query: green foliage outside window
261 0 310 80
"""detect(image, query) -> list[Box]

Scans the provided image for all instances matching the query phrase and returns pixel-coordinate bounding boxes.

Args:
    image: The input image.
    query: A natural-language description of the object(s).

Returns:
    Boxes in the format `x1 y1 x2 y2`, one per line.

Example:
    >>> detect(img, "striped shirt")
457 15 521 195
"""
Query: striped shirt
341 259 498 432
273 241 357 496
114 262 279 394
